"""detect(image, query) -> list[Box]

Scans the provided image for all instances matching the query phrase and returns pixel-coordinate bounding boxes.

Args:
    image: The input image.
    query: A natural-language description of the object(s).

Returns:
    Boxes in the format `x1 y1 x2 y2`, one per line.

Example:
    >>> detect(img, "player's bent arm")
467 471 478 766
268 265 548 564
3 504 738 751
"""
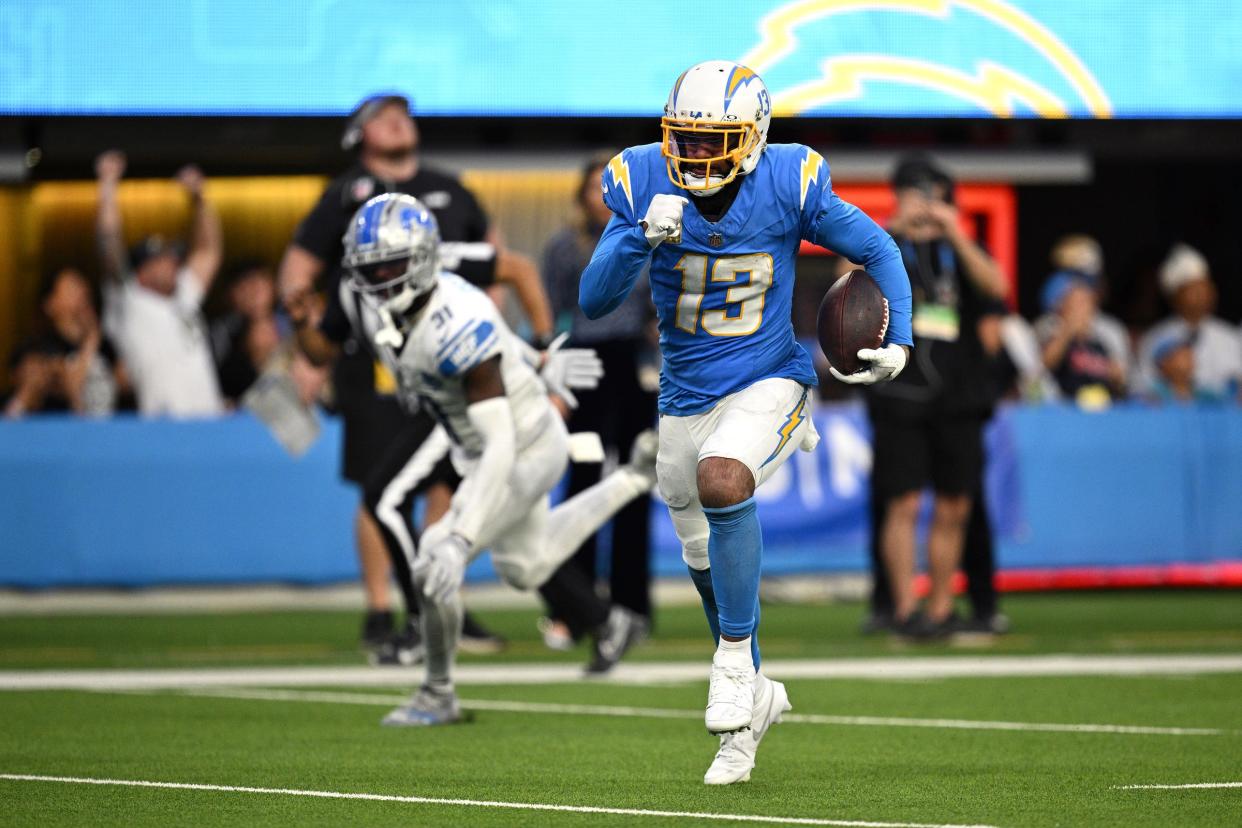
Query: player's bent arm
494 248 555 343
454 356 517 545
579 215 651 320
811 194 913 347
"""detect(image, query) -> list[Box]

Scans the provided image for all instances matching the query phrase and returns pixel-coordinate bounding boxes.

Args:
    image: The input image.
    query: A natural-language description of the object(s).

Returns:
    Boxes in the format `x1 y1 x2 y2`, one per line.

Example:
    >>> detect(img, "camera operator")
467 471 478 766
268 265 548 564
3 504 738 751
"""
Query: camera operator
863 155 1008 639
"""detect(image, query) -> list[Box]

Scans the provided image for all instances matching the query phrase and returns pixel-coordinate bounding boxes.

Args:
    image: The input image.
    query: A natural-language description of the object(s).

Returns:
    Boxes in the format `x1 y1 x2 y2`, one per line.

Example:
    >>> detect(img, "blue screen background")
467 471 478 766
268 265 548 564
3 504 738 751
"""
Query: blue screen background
1 0 1239 118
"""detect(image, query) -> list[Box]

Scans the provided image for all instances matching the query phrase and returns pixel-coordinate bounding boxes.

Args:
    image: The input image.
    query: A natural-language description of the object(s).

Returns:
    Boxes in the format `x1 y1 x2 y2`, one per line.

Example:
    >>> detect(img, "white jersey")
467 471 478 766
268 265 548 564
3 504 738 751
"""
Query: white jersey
103 267 224 418
341 273 551 457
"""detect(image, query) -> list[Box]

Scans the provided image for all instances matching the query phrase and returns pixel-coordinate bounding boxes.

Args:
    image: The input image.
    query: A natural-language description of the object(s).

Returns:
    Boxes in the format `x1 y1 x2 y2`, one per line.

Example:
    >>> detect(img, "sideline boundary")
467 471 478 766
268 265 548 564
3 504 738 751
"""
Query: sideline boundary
3 654 1242 690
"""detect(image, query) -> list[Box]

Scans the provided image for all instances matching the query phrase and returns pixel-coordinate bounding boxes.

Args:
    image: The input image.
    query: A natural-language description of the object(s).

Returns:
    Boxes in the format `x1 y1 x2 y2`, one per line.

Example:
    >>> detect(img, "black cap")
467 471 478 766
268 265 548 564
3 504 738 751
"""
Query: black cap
129 235 184 271
341 93 412 151
891 153 956 203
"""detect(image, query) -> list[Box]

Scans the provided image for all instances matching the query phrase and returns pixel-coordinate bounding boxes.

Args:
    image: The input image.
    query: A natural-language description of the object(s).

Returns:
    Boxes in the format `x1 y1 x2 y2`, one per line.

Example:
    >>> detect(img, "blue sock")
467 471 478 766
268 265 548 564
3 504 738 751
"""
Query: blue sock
687 566 721 642
687 566 761 668
702 497 763 667
751 594 761 669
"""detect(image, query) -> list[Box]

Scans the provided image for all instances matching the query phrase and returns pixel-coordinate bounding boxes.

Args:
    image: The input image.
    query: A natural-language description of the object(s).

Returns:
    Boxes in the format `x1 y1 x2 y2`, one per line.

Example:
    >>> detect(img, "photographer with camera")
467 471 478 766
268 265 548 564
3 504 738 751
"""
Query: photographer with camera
863 155 1008 640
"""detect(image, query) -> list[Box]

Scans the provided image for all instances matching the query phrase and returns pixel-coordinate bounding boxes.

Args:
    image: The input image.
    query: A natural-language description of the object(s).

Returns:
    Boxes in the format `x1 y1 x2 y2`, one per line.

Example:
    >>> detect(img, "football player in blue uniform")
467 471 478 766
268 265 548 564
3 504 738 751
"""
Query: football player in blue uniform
580 60 914 784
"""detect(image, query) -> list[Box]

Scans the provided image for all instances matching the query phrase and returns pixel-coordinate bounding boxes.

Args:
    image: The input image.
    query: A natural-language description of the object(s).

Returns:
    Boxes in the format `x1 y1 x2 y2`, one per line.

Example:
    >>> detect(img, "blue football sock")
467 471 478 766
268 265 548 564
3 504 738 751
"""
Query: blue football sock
687 566 721 642
751 594 761 669
688 565 761 668
702 497 763 666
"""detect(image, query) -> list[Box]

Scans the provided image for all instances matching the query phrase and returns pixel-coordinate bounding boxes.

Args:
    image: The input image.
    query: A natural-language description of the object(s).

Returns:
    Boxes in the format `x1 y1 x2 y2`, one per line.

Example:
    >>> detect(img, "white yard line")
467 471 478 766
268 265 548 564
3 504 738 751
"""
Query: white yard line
0 773 995 828
4 653 1242 691
107 687 1233 737
1115 782 1242 790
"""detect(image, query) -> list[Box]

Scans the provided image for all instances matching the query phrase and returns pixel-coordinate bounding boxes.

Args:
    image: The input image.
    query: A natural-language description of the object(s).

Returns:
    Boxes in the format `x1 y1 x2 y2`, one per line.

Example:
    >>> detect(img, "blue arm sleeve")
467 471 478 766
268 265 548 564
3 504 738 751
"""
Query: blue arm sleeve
578 214 651 320
810 192 913 347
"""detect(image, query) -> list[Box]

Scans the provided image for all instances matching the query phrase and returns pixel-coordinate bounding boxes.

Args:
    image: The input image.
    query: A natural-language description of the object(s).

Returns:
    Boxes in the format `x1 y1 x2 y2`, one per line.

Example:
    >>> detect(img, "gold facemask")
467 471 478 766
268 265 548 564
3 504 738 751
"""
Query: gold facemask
660 117 759 191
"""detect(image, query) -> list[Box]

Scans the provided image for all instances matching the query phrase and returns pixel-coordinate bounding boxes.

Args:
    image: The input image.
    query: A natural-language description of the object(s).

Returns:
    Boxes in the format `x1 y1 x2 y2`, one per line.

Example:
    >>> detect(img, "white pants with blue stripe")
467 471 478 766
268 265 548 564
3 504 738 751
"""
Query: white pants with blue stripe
655 378 819 571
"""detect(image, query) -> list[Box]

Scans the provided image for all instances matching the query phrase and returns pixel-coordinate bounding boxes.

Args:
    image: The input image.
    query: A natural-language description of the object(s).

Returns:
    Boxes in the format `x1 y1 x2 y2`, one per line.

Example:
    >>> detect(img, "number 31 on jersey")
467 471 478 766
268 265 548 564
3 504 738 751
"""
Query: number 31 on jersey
673 253 774 337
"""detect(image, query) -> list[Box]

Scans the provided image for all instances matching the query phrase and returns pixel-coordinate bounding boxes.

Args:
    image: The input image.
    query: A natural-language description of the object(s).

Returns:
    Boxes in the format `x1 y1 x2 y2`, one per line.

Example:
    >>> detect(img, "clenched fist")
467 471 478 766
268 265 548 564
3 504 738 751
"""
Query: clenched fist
640 194 689 248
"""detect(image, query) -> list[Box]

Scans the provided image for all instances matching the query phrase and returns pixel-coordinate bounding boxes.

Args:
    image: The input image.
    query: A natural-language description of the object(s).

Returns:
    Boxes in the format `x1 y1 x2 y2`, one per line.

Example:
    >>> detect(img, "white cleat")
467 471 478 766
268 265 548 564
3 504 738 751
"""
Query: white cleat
703 673 792 786
704 651 756 733
380 685 463 727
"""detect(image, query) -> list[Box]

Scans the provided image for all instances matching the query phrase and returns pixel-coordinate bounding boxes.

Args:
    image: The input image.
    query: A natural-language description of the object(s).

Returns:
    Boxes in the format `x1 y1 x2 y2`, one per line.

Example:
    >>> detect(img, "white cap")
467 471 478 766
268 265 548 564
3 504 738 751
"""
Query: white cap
1159 243 1209 296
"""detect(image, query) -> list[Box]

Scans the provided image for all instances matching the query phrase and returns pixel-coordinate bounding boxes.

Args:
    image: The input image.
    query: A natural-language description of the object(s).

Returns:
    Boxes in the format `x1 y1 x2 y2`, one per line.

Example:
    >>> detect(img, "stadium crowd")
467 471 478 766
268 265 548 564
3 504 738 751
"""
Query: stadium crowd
7 158 1240 421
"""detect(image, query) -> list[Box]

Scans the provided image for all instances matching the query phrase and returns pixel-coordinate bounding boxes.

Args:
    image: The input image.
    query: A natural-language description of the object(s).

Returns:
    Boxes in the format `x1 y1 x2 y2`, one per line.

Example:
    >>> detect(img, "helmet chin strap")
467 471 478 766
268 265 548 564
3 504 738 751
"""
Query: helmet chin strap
685 172 729 197
373 304 405 350
370 284 420 350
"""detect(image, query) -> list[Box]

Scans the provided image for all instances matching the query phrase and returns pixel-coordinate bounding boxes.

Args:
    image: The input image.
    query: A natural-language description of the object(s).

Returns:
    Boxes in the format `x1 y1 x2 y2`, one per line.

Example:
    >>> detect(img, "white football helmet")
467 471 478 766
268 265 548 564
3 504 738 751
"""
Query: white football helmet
662 60 772 196
343 193 440 318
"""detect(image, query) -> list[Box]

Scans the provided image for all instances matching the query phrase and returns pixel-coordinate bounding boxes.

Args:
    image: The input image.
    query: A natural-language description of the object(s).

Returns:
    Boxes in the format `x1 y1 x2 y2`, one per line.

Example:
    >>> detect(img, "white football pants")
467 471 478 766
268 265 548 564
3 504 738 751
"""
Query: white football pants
655 378 818 572
419 413 652 687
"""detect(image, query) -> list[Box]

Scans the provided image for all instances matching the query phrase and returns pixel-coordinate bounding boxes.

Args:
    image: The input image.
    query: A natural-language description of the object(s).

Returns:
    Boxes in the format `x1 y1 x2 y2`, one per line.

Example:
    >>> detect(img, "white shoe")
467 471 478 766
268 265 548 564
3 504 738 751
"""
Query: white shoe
380 685 463 727
703 673 791 785
536 617 575 652
704 649 756 733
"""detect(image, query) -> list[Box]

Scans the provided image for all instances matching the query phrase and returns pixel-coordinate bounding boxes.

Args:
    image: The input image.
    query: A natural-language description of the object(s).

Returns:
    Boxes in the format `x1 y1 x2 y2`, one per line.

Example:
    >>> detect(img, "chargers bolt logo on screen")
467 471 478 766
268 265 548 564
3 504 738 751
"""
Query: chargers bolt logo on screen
738 0 1112 118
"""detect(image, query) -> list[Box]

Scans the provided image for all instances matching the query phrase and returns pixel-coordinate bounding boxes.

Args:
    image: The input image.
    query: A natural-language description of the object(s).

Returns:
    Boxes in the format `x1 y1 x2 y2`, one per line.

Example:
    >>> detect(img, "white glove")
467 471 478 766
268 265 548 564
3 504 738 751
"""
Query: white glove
540 332 603 409
830 343 909 385
639 194 689 248
413 533 470 604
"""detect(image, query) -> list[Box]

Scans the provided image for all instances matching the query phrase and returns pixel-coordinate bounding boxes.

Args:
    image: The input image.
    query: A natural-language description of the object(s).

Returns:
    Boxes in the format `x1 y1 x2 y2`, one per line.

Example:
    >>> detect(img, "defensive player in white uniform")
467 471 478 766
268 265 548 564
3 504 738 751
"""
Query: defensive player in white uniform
580 62 913 783
340 193 658 725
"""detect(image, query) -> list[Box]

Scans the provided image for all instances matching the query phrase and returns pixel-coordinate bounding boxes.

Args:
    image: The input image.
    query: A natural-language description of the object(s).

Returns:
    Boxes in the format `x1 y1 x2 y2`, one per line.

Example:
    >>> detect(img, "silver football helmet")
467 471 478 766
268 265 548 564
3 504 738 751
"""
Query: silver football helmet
342 193 440 318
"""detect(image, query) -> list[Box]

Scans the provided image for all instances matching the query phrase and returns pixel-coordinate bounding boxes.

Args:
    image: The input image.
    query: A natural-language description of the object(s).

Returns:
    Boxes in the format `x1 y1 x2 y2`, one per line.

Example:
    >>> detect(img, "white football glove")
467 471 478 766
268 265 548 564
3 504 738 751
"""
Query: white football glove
413 533 470 605
639 194 689 248
540 332 603 409
830 343 909 385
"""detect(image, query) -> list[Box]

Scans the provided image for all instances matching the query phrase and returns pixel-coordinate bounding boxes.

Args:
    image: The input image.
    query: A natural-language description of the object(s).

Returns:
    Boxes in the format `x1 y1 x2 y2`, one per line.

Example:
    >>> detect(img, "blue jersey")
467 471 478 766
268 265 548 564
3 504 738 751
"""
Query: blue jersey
580 142 912 416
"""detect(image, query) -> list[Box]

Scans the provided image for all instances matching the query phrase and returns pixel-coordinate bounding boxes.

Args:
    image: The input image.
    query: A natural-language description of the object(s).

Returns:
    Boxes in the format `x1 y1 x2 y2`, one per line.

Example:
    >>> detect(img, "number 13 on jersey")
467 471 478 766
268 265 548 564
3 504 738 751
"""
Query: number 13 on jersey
673 253 774 337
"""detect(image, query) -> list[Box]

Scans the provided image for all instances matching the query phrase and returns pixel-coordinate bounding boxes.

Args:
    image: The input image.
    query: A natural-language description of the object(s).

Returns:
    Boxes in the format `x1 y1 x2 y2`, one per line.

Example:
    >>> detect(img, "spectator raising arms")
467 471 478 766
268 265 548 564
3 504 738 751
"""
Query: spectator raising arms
1137 244 1242 400
96 150 225 417
4 267 127 418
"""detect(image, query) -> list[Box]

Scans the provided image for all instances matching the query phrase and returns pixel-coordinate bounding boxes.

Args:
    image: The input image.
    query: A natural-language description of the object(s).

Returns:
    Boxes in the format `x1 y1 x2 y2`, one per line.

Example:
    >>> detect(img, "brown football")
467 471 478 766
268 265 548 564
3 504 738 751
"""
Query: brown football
816 269 888 375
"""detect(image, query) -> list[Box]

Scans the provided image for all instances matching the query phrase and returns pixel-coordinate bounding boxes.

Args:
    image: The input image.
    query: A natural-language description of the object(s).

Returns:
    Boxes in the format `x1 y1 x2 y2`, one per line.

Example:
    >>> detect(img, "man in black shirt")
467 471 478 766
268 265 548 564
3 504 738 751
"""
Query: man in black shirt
279 94 554 660
864 156 1008 639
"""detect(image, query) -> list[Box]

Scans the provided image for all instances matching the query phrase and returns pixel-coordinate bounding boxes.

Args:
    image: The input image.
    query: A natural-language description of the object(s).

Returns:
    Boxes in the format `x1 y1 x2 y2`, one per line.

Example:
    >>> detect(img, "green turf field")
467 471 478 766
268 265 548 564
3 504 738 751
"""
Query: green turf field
2 591 1240 826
